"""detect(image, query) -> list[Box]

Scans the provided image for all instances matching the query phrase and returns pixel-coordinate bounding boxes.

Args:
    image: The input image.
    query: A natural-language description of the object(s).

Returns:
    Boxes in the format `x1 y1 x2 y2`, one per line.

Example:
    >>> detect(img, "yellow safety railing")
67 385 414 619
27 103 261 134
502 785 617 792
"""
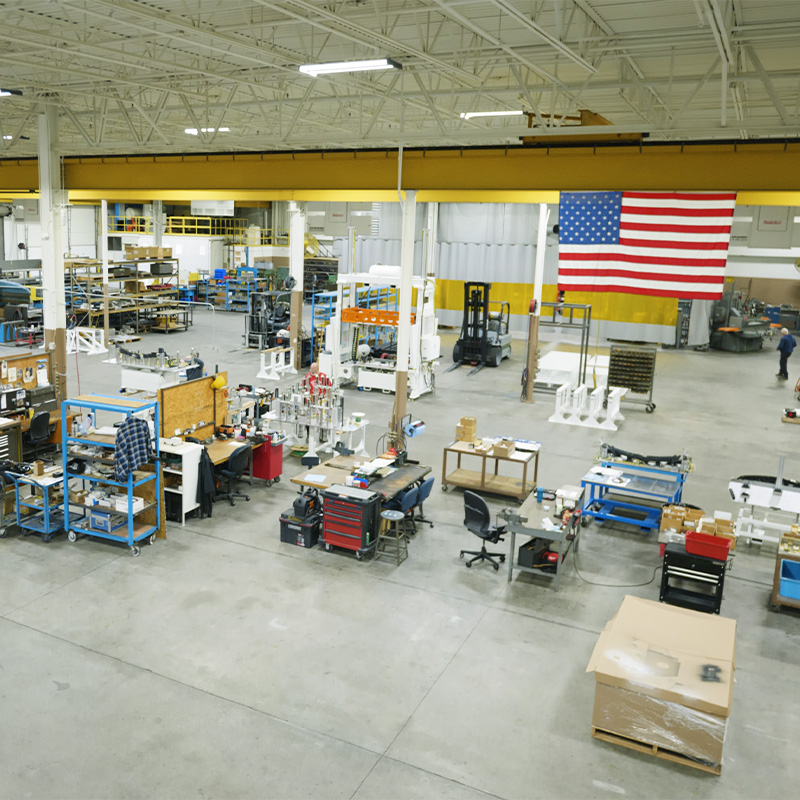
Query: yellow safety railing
107 215 153 233
165 216 249 238
259 228 290 246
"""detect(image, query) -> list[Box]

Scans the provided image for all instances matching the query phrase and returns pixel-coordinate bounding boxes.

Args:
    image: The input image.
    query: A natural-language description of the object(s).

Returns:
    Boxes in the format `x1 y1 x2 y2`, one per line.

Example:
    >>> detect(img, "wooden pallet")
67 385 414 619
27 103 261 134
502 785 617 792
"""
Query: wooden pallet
781 415 800 425
590 726 722 776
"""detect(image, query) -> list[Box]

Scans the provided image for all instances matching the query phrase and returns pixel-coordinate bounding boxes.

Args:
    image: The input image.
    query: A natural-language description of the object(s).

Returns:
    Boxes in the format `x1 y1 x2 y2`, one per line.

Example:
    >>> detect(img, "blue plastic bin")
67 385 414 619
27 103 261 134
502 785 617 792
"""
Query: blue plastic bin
779 559 800 600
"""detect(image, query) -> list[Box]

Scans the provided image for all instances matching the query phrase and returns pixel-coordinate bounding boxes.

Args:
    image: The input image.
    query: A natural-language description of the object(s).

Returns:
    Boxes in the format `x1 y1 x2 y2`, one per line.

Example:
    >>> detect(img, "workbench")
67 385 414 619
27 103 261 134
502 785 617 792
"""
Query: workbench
441 440 538 500
500 490 582 592
291 461 431 503
581 460 686 532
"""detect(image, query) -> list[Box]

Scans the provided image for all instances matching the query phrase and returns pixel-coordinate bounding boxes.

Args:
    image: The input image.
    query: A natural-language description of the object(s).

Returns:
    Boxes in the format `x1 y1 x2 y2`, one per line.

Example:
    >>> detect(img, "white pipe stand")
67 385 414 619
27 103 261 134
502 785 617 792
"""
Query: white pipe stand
548 384 573 424
66 327 108 355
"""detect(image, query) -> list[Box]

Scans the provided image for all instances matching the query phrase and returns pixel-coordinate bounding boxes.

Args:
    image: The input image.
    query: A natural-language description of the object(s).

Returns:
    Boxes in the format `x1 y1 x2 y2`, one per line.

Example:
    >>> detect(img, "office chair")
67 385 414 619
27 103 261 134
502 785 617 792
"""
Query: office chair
213 445 251 506
26 411 53 461
460 490 506 570
412 477 435 528
385 486 419 536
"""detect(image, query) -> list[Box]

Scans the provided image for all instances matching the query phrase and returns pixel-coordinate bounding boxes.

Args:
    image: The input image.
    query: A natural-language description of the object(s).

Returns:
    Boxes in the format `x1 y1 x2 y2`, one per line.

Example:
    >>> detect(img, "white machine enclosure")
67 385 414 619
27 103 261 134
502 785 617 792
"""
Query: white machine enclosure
318 266 440 399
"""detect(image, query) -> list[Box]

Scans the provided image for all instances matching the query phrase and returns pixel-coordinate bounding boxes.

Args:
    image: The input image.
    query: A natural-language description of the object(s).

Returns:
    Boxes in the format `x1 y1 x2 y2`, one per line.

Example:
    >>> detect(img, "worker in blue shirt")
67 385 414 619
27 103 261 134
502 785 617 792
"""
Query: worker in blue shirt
777 327 796 380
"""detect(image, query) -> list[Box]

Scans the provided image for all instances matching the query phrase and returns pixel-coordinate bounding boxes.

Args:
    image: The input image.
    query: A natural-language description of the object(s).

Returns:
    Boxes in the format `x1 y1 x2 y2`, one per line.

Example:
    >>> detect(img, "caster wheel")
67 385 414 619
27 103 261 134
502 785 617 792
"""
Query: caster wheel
646 403 656 413
356 551 363 561
493 563 499 571
770 603 781 613
149 534 156 545
274 476 280 484
43 532 54 543
459 552 465 559
441 486 448 492
465 561 472 568
581 516 591 528
499 555 506 562
67 531 77 543
131 546 140 557
325 543 332 552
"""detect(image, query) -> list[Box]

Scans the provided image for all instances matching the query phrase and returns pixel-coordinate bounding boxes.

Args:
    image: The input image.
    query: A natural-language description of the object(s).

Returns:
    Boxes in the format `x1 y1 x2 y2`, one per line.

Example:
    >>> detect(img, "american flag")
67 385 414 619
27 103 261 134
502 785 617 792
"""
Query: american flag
557 191 737 299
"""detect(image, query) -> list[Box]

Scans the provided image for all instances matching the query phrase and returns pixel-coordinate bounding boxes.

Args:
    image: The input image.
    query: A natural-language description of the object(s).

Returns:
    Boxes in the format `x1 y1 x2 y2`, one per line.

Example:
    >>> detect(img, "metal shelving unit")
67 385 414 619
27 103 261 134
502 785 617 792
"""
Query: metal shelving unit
62 395 161 557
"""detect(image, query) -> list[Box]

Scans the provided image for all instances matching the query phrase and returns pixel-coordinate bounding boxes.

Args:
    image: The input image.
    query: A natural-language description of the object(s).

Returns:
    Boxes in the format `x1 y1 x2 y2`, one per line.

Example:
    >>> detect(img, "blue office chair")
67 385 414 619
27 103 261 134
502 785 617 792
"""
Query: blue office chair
385 486 419 536
412 477 435 528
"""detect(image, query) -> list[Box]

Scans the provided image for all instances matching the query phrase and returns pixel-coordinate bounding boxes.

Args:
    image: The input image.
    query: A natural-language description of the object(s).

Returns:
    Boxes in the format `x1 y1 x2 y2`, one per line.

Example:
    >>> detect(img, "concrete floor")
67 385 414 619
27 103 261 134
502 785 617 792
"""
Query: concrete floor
1 309 799 799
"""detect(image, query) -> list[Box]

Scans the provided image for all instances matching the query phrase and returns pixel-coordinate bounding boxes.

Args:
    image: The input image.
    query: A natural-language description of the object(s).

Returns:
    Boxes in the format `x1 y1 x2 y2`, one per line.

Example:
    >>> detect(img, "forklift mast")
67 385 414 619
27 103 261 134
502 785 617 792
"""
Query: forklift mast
460 281 491 362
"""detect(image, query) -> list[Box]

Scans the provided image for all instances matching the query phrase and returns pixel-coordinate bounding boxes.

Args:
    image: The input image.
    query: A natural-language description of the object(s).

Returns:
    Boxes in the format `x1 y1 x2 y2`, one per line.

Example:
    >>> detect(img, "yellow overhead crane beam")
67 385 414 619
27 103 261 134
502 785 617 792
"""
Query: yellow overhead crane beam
1 143 800 204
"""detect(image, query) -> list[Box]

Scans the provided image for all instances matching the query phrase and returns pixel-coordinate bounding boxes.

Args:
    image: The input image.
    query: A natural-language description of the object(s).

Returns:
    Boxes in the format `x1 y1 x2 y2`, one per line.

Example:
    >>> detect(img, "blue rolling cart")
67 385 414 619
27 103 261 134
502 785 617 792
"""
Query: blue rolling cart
7 472 65 542
62 395 161 557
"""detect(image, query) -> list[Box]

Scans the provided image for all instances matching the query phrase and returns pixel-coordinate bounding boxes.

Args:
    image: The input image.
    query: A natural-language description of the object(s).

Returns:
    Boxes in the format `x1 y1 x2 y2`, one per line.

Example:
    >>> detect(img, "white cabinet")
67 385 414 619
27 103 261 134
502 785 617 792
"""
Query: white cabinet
160 438 202 525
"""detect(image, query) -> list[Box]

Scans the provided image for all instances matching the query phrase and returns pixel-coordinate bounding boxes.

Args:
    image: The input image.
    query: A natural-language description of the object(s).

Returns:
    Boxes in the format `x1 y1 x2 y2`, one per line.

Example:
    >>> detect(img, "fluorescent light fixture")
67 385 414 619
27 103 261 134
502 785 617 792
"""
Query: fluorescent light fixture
185 126 230 135
299 58 401 77
0 88 23 97
2 135 12 140
460 110 525 120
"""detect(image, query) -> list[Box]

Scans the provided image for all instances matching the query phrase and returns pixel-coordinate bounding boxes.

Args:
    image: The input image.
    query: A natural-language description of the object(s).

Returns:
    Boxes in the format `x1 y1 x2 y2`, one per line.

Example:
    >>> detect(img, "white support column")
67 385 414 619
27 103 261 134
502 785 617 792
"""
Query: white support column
100 198 110 348
424 201 438 277
391 189 416 434
38 107 67 399
153 199 164 245
523 202 550 403
288 201 306 370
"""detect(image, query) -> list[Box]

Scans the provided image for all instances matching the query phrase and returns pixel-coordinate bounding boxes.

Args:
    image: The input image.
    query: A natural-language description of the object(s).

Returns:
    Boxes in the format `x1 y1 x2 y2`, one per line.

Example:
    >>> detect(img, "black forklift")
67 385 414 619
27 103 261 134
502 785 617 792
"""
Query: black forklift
449 282 512 374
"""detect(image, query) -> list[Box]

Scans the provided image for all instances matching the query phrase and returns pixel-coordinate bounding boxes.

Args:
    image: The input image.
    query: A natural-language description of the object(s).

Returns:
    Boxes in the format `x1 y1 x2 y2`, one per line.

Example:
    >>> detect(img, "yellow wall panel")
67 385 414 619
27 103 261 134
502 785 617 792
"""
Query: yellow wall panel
435 279 559 315
563 292 678 326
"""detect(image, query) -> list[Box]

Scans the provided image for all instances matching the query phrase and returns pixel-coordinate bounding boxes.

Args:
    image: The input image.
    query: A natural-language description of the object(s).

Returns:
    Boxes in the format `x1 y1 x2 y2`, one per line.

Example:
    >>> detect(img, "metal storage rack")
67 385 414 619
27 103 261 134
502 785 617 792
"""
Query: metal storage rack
303 257 339 301
606 343 657 413
535 302 593 393
61 395 161 557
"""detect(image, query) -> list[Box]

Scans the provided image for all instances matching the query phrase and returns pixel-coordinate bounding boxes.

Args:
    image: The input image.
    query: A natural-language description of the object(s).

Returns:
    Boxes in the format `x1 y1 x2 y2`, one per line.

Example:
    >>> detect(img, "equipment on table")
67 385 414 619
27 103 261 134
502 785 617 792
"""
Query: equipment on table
448 282 511 375
293 487 320 520
728 456 800 546
321 483 381 560
581 443 692 533
459 490 507 570
660 542 727 614
26 385 57 413
279 507 321 548
117 346 203 393
213 445 251 506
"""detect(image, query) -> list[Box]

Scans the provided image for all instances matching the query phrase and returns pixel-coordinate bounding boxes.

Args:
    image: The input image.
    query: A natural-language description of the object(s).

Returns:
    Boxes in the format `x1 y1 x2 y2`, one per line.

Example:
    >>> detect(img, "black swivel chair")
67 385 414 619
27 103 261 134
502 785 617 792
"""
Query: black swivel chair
213 445 251 506
26 411 53 461
460 490 507 570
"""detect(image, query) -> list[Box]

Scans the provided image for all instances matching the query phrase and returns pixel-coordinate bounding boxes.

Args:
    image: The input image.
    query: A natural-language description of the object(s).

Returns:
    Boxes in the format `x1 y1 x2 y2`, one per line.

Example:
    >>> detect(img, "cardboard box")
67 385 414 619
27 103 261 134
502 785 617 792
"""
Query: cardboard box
587 595 735 772
492 439 516 458
32 460 44 477
459 416 477 428
455 424 476 443
659 504 704 533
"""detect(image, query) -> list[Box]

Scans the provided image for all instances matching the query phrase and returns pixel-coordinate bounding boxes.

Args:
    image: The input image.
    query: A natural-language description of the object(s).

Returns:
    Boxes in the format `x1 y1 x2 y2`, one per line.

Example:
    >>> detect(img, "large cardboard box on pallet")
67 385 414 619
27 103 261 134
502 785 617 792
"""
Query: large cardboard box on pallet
586 595 736 774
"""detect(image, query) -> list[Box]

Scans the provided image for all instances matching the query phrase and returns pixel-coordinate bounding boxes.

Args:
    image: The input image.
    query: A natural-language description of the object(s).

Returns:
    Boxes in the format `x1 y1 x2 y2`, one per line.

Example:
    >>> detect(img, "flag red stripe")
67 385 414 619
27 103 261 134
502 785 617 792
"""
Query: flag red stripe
560 252 727 267
623 191 737 202
559 269 723 284
621 204 734 218
618 237 730 251
557 283 723 299
620 222 733 234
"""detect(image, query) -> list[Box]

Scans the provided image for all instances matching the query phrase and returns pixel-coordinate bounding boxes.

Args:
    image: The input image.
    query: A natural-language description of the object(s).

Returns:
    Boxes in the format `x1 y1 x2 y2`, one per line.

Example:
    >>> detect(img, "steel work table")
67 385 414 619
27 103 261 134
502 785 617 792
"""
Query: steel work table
500 491 582 592
581 460 686 532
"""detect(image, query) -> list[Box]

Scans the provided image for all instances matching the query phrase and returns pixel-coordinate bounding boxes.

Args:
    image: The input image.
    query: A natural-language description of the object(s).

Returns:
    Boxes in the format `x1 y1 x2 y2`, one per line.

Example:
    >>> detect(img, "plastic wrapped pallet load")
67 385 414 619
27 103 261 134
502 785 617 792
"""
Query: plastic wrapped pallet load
586 595 736 775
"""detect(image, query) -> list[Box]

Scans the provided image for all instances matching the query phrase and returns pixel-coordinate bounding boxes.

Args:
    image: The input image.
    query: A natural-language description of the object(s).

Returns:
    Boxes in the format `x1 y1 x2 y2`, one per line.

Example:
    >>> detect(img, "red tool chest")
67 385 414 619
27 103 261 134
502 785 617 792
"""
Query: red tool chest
251 436 283 484
322 484 381 560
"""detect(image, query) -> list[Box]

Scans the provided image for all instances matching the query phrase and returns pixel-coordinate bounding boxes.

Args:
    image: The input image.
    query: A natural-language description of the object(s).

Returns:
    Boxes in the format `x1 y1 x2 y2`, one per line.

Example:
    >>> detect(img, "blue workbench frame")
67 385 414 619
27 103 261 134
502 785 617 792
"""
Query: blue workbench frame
581 460 686 532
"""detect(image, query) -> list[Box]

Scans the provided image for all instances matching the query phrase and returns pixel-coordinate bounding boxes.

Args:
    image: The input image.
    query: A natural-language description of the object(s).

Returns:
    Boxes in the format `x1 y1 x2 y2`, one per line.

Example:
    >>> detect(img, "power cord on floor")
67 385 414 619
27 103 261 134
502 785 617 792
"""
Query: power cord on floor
572 544 663 588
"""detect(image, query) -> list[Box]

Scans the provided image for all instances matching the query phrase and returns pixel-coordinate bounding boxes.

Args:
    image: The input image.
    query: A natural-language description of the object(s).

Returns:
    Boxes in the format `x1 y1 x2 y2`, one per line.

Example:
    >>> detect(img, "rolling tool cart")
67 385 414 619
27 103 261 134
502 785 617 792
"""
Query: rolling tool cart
321 483 381 560
606 343 657 413
660 537 729 614
7 471 65 542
